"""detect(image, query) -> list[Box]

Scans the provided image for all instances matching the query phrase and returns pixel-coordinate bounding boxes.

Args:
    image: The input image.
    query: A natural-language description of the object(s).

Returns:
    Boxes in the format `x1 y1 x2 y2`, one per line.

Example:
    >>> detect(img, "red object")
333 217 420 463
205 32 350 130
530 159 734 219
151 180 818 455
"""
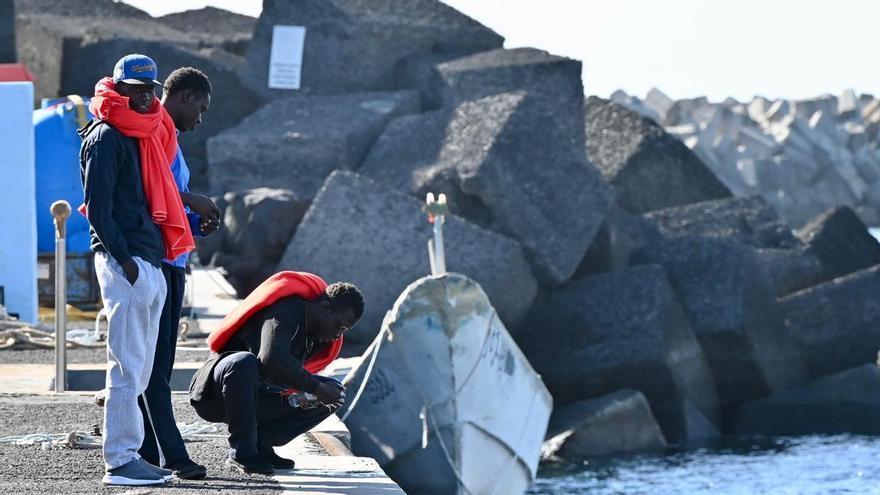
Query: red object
87 77 193 260
0 64 34 82
207 271 343 379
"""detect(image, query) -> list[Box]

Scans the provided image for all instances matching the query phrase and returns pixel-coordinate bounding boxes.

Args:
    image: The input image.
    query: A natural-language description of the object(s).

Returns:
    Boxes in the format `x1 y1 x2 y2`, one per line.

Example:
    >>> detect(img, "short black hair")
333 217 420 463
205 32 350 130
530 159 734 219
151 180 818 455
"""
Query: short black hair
325 282 364 321
163 67 211 98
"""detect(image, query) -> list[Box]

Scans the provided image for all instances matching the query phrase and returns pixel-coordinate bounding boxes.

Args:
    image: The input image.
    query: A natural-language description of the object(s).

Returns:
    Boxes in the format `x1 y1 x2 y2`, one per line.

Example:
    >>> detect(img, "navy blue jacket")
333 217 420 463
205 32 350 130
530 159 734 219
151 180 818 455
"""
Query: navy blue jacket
79 119 164 268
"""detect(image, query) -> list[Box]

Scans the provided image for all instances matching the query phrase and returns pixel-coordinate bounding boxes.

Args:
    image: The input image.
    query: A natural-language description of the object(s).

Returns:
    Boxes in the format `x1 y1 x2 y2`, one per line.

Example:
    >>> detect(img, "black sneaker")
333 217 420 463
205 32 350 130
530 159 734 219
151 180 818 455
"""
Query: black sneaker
167 458 207 480
225 455 275 475
261 449 295 470
102 459 166 486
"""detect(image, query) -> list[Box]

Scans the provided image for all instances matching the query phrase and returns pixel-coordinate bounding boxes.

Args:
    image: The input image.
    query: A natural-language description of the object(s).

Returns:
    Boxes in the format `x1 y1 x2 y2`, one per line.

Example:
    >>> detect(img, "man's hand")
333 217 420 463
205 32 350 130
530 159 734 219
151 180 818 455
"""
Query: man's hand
184 193 221 220
121 259 139 285
199 216 221 235
314 381 346 406
183 192 221 236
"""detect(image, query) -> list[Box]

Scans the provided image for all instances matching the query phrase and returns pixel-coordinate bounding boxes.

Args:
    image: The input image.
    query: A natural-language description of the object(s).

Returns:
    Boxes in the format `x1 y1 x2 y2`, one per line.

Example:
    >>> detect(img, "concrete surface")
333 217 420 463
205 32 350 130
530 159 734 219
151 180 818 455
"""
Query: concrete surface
0 266 406 494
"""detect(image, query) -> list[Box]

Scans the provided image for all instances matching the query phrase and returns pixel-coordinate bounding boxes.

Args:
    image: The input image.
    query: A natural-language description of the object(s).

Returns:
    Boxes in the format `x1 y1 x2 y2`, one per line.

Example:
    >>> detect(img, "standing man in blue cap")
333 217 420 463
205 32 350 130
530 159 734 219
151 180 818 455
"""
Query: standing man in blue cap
80 53 193 486
137 66 219 480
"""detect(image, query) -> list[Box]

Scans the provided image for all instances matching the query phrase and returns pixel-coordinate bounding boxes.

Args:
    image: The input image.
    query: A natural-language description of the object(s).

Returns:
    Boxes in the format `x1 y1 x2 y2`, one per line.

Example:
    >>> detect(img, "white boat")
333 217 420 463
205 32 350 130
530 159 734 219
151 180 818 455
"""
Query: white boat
340 273 553 495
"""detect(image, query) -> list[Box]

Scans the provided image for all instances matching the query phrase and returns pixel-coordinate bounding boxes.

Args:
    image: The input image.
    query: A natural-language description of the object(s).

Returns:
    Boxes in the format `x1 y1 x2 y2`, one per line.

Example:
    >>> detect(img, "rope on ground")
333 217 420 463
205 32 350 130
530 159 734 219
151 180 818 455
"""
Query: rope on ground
177 421 225 439
0 431 101 450
0 421 225 449
0 328 106 350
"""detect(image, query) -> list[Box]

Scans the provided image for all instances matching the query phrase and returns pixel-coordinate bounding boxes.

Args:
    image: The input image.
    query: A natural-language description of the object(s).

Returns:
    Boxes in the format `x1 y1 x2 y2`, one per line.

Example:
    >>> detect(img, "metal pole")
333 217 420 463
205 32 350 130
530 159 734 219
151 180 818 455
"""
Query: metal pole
425 193 448 276
433 196 446 274
51 200 71 393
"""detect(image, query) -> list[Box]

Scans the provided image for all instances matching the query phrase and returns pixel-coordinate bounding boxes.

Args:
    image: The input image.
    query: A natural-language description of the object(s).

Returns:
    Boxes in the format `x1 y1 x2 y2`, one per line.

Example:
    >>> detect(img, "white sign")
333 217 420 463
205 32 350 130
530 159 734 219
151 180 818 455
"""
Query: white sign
37 263 50 280
268 25 306 90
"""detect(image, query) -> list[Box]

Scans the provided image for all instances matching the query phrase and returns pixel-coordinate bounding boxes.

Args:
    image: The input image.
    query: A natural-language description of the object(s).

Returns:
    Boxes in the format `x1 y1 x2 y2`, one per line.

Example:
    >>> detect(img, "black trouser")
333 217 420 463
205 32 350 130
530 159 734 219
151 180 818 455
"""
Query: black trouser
190 351 337 460
138 264 188 467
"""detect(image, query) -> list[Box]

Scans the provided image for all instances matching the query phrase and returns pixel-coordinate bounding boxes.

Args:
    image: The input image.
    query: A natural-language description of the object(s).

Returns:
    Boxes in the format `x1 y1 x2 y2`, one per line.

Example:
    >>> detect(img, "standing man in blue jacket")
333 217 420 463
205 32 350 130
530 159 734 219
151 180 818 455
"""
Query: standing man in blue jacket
137 67 220 480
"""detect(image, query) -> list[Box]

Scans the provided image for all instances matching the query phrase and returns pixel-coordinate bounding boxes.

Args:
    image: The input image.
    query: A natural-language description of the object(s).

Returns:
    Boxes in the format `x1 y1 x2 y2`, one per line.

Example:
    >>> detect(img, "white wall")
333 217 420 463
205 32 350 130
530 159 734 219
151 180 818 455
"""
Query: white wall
0 82 36 322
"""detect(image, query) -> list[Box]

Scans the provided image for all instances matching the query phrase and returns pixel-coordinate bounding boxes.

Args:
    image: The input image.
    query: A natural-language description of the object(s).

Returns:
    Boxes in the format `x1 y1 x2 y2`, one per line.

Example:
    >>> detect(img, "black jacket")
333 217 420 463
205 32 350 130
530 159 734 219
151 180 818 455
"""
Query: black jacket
79 119 164 268
222 296 324 394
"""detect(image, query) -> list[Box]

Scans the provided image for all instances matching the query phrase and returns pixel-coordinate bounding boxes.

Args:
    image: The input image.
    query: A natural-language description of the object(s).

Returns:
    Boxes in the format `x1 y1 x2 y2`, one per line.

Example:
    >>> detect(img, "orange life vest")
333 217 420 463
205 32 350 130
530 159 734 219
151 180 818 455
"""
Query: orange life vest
206 271 343 376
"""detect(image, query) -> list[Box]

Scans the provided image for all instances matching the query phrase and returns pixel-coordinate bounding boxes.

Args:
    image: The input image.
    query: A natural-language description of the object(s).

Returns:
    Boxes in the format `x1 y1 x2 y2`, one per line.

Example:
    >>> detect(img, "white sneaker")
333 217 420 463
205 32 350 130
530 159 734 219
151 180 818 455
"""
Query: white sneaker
101 459 167 486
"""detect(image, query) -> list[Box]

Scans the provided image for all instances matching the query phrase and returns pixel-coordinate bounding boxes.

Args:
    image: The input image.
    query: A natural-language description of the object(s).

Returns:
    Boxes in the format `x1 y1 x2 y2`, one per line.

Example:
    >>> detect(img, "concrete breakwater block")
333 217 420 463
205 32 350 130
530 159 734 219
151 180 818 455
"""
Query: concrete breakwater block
633 237 808 410
612 88 880 228
514 264 720 442
574 205 662 278
585 96 731 214
157 6 256 56
542 390 668 459
734 364 880 436
197 188 310 297
644 195 800 250
361 89 613 285
795 206 880 282
208 90 419 197
642 196 825 296
240 0 502 100
780 265 880 380
278 171 537 350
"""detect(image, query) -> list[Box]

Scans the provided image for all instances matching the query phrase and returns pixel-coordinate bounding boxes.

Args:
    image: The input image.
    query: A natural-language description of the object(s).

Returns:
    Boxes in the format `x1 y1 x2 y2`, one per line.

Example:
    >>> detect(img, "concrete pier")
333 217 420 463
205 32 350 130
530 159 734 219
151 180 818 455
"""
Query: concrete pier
0 266 405 494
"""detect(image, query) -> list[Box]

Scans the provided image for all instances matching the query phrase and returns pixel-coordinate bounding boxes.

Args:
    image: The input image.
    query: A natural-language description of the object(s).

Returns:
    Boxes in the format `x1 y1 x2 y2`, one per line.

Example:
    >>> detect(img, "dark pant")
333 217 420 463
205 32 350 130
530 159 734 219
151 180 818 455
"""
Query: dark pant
138 264 188 467
190 351 337 460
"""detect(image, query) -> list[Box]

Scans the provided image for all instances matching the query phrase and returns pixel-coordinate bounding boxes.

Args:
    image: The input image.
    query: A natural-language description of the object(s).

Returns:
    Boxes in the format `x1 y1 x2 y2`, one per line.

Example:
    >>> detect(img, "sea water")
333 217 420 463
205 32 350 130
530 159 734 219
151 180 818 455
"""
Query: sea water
527 435 880 495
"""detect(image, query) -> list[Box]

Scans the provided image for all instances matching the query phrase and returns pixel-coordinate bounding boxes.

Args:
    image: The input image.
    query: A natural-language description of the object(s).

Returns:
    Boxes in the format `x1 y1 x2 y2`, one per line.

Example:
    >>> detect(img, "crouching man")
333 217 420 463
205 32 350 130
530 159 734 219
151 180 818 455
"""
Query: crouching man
189 271 363 475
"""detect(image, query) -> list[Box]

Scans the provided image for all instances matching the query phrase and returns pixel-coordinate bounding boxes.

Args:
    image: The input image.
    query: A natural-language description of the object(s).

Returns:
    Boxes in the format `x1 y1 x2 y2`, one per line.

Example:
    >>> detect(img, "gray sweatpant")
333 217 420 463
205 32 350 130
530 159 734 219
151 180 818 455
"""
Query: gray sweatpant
95 252 166 470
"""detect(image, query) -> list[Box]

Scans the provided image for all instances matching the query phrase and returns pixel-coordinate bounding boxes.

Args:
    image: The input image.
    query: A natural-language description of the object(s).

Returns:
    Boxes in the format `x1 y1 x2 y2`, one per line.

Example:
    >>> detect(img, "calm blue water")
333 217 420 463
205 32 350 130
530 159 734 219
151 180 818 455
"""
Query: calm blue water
526 435 880 495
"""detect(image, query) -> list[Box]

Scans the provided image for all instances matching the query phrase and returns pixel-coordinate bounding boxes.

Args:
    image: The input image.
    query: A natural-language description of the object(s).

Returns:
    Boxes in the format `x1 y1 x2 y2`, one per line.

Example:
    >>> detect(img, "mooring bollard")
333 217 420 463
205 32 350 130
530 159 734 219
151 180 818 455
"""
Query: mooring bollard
425 193 448 276
51 200 71 393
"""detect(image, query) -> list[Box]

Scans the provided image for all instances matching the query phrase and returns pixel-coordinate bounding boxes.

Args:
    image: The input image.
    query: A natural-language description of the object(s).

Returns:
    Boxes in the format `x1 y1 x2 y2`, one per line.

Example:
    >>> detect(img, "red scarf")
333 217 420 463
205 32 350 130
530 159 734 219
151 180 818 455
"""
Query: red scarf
86 77 194 260
207 271 343 377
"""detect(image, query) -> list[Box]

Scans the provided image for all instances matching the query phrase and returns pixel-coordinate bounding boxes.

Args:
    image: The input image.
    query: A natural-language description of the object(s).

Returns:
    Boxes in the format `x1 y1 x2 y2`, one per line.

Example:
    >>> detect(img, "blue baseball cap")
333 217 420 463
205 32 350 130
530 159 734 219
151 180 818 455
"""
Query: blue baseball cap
113 54 162 86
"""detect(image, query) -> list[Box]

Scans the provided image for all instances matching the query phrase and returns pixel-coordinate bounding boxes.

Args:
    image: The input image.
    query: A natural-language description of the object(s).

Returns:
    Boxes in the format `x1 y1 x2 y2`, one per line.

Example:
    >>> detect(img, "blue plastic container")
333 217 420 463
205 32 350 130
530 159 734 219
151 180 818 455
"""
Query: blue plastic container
34 97 93 253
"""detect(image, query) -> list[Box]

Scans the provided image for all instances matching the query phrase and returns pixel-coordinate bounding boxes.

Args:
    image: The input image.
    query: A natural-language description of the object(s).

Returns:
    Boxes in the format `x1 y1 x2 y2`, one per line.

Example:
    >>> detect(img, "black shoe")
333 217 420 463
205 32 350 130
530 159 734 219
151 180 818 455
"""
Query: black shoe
167 458 207 480
225 455 275 475
261 449 295 470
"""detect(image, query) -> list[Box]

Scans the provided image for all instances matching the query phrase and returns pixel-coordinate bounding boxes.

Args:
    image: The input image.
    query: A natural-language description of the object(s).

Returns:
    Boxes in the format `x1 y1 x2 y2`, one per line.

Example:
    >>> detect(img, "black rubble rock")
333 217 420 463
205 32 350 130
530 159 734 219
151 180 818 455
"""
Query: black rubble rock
0 0 14 63
542 390 668 459
14 0 151 18
644 195 799 250
632 237 809 410
734 364 880 436
158 6 256 56
208 188 310 297
278 171 538 351
360 90 613 285
585 96 731 213
779 265 880 379
514 264 720 442
644 196 824 296
574 206 663 278
795 206 880 281
208 90 419 197
241 0 502 100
